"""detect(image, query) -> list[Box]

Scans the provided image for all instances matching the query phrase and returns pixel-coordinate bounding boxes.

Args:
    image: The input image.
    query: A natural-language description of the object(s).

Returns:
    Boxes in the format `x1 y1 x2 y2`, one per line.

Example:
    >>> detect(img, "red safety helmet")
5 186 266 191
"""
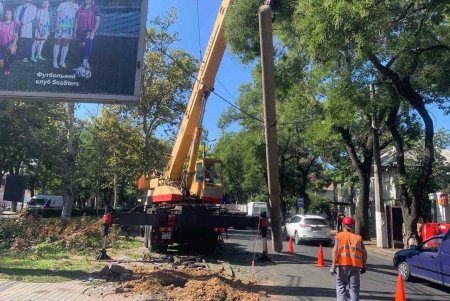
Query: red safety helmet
342 216 354 225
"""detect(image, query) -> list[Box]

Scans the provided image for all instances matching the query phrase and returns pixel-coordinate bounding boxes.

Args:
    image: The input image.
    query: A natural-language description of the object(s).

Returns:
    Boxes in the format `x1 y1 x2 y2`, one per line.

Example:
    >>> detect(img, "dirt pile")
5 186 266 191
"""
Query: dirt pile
119 265 262 301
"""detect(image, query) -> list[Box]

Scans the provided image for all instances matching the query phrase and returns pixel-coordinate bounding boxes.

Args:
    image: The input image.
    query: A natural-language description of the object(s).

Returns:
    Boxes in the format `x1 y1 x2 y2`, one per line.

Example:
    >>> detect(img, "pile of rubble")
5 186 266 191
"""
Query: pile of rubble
87 254 264 301
95 263 134 282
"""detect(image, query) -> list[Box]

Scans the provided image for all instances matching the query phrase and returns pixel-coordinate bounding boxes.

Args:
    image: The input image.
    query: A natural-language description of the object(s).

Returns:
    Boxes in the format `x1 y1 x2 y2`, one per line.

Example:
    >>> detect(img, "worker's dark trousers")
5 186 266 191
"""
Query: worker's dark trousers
335 266 360 301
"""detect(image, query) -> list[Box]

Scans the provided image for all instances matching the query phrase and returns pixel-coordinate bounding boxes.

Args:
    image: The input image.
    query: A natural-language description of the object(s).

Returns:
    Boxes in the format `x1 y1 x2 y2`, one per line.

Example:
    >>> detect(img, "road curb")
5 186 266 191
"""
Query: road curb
365 245 399 259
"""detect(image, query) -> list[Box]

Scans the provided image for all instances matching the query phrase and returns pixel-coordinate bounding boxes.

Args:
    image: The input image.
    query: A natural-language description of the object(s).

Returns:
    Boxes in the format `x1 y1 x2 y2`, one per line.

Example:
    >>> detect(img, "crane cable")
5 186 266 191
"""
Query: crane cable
196 0 203 62
147 37 322 128
148 35 265 124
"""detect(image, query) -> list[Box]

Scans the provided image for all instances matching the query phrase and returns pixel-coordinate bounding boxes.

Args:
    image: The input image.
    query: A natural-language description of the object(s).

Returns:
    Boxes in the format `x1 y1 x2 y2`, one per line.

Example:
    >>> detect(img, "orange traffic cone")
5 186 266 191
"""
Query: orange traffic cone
287 237 294 254
316 245 325 267
395 274 406 301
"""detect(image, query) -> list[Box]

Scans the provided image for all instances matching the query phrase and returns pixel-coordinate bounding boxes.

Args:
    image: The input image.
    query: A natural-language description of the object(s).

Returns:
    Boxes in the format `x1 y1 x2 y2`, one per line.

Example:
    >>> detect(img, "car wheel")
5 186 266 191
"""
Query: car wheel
398 261 411 281
282 228 288 241
294 231 300 245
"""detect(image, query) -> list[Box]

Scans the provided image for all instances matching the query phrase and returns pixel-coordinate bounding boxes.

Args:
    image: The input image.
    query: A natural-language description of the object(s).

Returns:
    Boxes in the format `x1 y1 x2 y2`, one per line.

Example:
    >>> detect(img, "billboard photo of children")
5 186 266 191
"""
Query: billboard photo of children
0 0 146 102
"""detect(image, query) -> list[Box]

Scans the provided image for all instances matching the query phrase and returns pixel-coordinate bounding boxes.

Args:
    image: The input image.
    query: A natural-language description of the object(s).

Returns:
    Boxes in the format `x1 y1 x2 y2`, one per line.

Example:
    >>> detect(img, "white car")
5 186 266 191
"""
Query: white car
283 214 332 246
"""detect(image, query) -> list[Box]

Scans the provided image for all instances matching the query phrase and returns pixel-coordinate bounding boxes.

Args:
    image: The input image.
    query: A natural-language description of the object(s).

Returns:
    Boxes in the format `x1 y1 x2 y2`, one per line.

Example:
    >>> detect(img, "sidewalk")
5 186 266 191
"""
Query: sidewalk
0 280 96 301
0 211 18 215
363 240 401 259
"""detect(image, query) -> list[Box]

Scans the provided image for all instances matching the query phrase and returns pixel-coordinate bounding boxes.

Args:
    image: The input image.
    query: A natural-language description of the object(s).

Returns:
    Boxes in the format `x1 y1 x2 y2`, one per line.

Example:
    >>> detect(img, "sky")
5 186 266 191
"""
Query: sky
147 0 253 140
78 0 450 142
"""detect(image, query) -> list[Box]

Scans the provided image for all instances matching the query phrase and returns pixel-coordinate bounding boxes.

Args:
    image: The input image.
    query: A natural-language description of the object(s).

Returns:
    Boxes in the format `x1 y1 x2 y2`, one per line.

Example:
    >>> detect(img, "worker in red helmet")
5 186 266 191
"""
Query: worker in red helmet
330 216 367 301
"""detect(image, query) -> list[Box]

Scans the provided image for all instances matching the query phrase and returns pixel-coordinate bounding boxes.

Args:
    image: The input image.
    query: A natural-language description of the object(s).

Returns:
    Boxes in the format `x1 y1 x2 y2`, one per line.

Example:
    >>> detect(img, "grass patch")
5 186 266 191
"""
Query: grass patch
0 214 147 282
0 256 104 282
0 236 145 282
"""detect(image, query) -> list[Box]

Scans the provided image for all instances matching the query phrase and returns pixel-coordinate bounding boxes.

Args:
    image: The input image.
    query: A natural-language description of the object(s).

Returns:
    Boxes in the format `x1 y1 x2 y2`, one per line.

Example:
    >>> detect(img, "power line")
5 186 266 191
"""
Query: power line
196 0 203 62
81 105 98 120
148 37 326 129
216 77 238 100
148 36 265 123
211 90 264 123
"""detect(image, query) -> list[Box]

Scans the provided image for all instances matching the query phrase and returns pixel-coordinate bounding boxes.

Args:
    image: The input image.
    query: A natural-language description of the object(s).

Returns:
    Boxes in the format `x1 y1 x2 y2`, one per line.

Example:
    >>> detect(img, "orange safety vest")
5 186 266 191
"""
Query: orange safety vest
335 231 364 269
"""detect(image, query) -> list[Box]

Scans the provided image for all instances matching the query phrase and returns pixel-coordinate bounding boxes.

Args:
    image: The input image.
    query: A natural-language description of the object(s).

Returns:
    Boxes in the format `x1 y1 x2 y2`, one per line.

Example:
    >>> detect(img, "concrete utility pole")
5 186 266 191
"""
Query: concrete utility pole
259 4 283 253
370 84 388 248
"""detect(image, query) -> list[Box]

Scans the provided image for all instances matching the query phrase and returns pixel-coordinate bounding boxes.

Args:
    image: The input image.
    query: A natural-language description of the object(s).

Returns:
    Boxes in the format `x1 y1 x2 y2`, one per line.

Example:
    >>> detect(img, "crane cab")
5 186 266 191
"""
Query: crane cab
190 158 224 203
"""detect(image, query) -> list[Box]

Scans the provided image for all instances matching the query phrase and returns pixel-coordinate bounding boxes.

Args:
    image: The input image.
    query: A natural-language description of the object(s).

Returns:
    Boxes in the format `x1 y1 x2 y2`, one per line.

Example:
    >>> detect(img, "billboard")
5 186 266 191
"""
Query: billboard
3 175 25 201
0 0 147 103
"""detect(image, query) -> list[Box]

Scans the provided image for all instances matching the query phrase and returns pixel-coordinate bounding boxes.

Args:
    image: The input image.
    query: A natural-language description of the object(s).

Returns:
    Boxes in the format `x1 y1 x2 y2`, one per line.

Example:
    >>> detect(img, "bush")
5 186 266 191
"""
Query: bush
0 214 109 255
307 192 332 219
33 241 66 259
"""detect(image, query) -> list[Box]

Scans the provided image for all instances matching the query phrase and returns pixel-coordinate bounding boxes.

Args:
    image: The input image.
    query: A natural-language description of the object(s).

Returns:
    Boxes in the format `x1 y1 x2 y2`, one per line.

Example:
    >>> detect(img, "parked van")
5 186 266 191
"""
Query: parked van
247 202 269 217
27 195 64 209
222 202 269 217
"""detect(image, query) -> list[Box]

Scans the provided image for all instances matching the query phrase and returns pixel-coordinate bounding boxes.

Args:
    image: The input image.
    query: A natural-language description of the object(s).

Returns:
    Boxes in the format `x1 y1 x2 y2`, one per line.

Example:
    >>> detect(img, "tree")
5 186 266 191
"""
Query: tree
62 102 76 218
215 72 324 220
94 106 143 209
74 120 106 208
0 100 66 211
225 0 450 244
124 10 198 173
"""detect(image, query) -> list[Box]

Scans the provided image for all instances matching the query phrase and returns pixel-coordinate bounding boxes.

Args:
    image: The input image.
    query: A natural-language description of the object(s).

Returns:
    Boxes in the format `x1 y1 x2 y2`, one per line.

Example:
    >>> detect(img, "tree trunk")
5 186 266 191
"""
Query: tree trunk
355 172 370 239
401 204 419 247
11 201 17 212
386 102 416 246
113 172 118 209
95 179 100 209
338 127 372 240
349 186 356 216
62 102 75 219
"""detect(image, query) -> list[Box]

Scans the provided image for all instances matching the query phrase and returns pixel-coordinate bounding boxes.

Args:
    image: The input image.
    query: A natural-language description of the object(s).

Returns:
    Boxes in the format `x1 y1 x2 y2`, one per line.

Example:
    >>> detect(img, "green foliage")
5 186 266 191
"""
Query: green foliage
213 132 267 202
0 101 66 194
225 0 450 240
33 241 67 259
403 130 450 194
125 11 198 173
214 62 324 219
225 0 261 63
0 215 143 282
307 192 332 218
0 215 108 255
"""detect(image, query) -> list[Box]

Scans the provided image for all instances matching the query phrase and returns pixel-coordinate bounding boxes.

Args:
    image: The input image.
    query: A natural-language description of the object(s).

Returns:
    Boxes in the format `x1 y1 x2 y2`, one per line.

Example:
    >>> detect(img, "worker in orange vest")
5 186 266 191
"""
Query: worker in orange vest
330 216 367 301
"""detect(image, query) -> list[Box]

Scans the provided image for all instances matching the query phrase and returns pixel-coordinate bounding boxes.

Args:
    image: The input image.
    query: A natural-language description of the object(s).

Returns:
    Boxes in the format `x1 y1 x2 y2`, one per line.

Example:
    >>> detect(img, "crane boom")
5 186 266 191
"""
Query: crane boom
165 0 231 181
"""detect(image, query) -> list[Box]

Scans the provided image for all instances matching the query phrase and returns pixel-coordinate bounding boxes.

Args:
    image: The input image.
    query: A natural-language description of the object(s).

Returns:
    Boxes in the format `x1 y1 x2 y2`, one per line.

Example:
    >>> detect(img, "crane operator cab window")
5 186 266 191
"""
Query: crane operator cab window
196 161 223 186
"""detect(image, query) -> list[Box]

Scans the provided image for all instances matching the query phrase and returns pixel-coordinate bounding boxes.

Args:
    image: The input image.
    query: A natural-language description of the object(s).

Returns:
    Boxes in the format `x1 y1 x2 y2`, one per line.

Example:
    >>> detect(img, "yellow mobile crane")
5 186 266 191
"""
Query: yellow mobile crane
139 0 231 205
98 0 259 256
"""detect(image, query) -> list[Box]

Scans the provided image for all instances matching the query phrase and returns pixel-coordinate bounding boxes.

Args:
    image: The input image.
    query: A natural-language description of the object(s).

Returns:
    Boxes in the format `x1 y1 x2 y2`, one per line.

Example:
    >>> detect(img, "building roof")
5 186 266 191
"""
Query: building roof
380 147 450 167
442 149 450 167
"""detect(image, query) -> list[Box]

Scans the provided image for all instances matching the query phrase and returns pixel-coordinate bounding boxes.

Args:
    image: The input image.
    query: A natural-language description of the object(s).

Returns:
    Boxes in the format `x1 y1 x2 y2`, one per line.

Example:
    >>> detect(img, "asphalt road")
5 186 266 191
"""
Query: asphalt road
213 229 450 301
